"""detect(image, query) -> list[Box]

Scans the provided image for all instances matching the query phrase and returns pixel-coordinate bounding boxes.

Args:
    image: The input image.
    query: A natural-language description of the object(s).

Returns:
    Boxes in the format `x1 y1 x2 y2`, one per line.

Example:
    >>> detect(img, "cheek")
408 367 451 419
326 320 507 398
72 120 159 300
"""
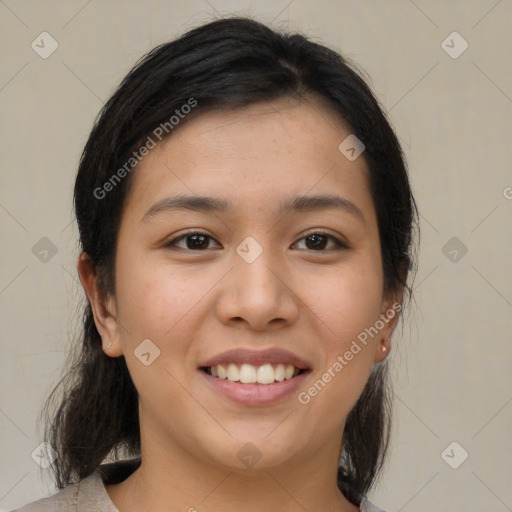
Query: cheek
114 251 203 341
304 252 384 344
113 255 199 404
298 252 383 410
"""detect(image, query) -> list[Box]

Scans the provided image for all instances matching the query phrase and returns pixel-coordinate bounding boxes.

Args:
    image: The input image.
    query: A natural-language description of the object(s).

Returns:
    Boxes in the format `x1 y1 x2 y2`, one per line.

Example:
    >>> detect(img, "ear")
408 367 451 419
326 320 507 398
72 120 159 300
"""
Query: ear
77 252 123 357
373 286 404 363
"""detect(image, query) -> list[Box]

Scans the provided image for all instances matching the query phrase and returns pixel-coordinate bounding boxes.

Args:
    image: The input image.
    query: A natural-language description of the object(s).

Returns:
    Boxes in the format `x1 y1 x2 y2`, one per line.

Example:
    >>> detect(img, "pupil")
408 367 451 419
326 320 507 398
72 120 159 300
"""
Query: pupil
187 235 208 250
307 234 327 250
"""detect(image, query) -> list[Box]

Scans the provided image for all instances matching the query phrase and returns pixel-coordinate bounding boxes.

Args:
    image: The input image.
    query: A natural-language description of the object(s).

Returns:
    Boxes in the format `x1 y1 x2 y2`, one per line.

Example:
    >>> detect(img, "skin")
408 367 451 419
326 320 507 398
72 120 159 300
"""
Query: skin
79 95 402 512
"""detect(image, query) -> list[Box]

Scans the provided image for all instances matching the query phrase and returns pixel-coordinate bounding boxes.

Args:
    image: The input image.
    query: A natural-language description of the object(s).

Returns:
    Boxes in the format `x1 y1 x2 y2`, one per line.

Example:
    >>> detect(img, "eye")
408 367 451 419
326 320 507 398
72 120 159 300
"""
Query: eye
292 232 348 251
165 232 221 251
164 231 348 252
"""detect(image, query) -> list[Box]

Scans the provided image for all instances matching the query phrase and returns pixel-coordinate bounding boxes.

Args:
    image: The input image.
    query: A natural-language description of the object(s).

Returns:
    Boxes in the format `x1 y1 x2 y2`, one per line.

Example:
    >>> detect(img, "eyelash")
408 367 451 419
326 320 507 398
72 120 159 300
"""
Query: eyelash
164 231 349 252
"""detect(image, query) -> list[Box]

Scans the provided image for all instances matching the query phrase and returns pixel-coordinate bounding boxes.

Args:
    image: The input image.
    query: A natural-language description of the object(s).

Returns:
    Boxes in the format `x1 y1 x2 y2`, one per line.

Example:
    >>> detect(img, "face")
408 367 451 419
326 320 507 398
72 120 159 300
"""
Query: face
85 96 400 474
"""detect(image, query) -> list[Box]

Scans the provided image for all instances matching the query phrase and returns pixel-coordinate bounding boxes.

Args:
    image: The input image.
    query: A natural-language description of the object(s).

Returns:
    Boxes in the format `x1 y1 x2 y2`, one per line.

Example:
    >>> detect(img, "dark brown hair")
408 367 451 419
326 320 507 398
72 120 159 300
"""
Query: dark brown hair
42 16 417 506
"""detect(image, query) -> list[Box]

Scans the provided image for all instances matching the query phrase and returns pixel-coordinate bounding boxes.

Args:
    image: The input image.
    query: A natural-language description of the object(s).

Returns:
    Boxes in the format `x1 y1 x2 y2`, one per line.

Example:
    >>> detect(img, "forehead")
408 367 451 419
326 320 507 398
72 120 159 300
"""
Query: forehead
122 96 374 221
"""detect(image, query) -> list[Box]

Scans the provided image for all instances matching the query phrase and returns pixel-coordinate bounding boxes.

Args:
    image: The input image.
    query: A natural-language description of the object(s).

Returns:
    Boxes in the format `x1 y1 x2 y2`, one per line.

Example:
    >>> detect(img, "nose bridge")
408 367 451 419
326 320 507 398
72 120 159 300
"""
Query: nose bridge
217 233 298 329
234 234 283 299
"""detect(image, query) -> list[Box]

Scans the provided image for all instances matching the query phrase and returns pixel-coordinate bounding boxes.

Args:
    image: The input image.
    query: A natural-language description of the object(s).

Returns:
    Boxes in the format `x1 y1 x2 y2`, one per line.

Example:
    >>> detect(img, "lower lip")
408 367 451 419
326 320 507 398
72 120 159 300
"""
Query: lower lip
199 369 310 405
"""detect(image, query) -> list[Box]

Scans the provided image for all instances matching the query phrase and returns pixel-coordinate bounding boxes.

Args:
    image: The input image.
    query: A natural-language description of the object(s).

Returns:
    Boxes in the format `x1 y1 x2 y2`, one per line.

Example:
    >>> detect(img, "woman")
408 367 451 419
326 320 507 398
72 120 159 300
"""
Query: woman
14 15 417 512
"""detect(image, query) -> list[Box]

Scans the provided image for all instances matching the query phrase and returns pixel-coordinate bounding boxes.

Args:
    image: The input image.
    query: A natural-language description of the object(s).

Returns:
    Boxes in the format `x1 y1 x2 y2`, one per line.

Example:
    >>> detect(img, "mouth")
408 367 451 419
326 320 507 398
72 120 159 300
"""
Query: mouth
200 363 306 385
198 348 311 405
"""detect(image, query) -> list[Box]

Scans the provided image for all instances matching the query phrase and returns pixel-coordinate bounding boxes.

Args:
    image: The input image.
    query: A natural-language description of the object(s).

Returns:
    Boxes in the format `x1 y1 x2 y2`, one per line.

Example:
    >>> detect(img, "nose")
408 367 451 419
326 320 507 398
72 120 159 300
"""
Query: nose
215 241 300 332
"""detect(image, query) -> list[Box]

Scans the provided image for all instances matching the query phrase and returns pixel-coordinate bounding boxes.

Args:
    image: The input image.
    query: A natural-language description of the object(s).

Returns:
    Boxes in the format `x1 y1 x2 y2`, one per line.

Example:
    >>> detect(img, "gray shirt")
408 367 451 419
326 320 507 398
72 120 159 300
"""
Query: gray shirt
11 459 389 512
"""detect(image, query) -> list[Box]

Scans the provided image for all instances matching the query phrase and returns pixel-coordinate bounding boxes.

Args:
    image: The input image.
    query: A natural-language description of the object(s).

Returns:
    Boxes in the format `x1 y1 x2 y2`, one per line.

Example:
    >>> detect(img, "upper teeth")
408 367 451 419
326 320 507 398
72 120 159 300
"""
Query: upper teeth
209 363 299 384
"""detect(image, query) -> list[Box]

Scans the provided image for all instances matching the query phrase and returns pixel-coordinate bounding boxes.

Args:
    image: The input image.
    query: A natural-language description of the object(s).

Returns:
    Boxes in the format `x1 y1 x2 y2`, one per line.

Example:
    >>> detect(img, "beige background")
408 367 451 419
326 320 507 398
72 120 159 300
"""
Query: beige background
1 1 511 511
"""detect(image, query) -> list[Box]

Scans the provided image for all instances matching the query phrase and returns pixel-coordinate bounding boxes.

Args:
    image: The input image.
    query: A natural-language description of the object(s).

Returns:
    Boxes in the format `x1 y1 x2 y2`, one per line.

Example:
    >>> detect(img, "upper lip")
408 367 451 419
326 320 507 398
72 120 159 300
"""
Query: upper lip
200 348 311 370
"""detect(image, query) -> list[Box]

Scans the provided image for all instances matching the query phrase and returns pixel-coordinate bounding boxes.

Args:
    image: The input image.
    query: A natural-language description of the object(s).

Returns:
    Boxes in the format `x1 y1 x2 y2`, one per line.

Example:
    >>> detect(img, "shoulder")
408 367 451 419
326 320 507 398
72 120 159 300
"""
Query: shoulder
10 459 140 512
10 480 81 511
360 497 391 512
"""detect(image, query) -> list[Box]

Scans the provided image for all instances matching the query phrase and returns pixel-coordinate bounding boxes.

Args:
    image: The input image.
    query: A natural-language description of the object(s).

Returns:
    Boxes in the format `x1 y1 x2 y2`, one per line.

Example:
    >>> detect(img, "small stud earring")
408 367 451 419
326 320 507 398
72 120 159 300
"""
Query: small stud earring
106 341 112 349
382 346 387 352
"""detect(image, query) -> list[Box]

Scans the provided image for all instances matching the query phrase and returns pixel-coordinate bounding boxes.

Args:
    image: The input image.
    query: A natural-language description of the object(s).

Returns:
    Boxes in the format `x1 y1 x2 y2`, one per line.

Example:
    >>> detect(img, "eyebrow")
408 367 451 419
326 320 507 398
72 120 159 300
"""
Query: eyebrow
142 193 366 224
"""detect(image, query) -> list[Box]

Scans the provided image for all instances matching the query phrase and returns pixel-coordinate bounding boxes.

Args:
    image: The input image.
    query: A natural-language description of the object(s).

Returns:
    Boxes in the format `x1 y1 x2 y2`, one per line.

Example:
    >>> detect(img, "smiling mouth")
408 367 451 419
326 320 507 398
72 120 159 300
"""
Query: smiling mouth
200 363 306 385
